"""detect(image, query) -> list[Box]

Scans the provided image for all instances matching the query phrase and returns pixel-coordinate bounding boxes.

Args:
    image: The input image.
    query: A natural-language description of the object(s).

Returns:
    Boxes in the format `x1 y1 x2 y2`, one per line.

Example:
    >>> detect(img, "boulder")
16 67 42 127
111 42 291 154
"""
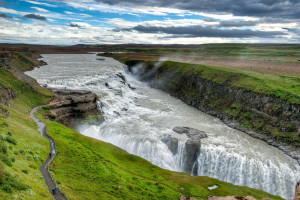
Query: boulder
173 126 208 140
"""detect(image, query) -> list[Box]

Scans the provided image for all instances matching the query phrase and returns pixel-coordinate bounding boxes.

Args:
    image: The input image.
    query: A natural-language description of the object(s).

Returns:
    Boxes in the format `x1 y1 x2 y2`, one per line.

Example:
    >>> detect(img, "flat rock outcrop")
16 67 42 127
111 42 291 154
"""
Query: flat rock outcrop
173 126 208 140
47 89 102 128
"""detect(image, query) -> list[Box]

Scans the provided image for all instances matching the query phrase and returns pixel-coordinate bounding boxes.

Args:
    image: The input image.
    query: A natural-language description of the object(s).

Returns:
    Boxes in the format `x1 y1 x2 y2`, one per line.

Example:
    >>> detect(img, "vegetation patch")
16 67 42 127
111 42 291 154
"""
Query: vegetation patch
0 51 53 199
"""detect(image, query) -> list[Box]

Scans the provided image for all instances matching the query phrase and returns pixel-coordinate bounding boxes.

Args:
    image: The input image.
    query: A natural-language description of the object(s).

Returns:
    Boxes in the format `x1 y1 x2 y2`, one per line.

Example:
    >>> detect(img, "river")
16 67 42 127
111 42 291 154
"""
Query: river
26 53 300 199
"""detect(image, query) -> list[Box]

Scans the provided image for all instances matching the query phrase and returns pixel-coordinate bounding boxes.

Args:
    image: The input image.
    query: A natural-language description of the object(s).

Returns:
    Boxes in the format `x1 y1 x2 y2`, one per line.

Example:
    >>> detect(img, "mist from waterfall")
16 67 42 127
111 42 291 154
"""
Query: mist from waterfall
26 54 300 199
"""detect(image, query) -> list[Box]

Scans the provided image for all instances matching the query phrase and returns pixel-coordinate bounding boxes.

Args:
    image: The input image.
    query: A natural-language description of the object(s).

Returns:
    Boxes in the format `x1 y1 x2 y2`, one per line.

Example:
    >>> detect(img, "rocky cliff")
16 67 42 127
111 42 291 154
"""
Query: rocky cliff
125 60 300 164
46 89 103 128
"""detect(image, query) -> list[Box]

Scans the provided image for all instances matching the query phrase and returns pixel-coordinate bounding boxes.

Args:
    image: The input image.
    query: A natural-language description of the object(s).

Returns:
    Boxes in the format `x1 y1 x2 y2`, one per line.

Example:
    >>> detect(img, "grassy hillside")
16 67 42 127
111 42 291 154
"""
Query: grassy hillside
35 109 283 200
0 52 53 199
160 61 300 104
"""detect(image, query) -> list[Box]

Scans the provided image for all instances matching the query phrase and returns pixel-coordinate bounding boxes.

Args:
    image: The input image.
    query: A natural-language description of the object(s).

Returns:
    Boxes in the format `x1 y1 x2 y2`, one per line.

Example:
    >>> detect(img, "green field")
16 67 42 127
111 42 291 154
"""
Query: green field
102 43 300 63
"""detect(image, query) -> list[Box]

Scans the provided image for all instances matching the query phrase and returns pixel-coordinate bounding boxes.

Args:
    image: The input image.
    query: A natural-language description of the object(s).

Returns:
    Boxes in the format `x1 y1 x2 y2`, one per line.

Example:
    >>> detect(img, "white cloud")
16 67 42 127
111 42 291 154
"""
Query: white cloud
22 0 57 8
0 17 230 45
0 7 27 15
1 16 297 45
65 11 75 15
31 7 49 12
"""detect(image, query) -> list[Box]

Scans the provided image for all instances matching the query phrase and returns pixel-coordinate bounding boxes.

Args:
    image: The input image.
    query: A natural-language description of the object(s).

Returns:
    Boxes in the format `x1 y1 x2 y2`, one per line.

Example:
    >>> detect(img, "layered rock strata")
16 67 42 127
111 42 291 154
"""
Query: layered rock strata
47 89 103 128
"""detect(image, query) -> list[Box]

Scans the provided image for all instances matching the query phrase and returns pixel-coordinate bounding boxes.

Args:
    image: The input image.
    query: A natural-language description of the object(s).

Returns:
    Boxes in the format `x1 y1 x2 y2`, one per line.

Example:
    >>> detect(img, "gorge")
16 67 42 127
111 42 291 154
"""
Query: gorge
25 53 300 200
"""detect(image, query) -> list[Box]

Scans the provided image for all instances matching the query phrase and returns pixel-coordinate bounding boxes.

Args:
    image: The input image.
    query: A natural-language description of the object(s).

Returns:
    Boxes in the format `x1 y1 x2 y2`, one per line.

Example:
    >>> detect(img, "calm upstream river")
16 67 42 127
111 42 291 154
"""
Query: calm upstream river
26 54 300 199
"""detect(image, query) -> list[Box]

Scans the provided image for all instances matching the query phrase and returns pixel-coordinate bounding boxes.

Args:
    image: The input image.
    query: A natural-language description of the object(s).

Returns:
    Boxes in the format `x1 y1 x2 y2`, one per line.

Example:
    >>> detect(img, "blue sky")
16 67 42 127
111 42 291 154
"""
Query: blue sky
0 0 299 45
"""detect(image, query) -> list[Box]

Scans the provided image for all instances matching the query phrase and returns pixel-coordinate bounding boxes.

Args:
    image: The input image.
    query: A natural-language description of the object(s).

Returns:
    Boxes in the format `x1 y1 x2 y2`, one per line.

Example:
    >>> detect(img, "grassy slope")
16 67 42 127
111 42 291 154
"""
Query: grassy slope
35 110 283 200
161 61 300 104
0 54 53 199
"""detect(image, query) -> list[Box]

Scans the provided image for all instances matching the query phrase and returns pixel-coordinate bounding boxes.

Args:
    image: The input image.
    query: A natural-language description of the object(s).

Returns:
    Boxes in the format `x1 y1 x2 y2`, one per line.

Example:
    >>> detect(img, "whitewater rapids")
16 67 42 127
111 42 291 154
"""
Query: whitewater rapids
26 54 300 199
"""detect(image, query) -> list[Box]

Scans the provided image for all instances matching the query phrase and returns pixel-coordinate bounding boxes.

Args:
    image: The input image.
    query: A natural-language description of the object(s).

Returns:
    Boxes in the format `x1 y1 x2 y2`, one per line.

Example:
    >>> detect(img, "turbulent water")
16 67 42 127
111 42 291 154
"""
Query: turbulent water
26 54 300 199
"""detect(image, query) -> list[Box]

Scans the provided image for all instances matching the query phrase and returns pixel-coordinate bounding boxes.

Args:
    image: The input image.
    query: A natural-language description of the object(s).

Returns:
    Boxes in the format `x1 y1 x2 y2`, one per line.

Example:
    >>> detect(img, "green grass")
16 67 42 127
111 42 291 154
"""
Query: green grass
161 61 300 104
0 54 53 199
35 109 283 200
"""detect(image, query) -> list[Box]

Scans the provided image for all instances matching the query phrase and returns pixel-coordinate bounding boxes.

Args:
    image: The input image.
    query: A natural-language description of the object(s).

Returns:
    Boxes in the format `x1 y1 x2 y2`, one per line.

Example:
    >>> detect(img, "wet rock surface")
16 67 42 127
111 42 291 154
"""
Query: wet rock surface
47 89 102 128
161 135 179 155
161 127 207 175
173 127 207 174
173 126 208 140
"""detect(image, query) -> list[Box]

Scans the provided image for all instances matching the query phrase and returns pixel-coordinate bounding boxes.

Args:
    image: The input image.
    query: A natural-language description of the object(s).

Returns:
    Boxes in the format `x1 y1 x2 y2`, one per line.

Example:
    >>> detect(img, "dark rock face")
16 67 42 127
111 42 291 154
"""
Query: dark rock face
184 139 200 175
0 51 13 69
161 135 179 155
161 127 207 175
48 89 102 128
128 61 300 164
172 127 207 174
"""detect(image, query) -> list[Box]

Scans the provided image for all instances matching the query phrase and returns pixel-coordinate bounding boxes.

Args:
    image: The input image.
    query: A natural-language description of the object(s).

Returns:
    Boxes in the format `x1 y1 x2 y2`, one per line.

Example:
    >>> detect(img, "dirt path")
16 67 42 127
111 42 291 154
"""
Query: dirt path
30 106 68 200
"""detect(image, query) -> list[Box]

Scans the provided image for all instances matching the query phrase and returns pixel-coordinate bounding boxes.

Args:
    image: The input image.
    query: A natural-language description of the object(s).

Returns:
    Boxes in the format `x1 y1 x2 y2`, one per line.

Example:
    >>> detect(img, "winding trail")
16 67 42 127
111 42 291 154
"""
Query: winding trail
30 106 68 200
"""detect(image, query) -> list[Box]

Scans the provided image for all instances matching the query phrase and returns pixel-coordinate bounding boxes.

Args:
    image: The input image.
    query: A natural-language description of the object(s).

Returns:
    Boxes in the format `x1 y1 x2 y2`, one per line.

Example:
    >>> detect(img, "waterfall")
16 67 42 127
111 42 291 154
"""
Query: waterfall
26 53 300 199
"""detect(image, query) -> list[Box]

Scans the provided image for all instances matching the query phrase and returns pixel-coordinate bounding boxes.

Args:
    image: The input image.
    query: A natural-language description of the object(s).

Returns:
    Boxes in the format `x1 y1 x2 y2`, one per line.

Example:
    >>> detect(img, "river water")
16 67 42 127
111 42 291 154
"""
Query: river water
26 54 300 199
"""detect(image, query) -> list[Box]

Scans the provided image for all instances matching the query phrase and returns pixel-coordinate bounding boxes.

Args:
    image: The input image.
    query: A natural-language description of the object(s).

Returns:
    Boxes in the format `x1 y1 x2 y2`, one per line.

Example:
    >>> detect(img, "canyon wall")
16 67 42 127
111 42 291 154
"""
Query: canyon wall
126 60 300 164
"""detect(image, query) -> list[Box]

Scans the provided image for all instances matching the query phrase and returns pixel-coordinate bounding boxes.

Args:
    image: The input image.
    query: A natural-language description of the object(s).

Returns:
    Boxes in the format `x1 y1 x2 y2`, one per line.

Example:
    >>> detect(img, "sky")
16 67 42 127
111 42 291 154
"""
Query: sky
0 0 300 45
